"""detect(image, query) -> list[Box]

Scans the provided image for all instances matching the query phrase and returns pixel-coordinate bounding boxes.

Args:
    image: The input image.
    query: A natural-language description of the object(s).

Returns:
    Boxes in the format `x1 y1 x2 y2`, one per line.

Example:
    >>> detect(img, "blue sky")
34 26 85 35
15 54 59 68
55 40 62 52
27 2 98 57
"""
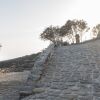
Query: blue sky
0 0 100 60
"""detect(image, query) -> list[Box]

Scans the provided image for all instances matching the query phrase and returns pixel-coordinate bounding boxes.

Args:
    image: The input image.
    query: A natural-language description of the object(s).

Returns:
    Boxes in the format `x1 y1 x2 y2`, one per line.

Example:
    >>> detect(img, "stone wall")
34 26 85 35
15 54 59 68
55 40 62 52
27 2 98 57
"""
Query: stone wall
28 44 54 82
21 38 100 100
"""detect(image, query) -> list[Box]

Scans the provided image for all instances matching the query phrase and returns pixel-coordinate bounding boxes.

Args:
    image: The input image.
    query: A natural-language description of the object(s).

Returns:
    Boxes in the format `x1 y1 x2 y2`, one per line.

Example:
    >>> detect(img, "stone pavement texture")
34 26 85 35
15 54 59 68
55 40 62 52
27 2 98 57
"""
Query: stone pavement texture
22 39 100 100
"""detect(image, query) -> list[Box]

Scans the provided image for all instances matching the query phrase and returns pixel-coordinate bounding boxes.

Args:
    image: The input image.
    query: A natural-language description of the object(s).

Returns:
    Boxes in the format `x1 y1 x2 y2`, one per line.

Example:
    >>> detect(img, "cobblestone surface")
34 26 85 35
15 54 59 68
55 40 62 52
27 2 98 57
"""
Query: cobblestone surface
22 39 100 100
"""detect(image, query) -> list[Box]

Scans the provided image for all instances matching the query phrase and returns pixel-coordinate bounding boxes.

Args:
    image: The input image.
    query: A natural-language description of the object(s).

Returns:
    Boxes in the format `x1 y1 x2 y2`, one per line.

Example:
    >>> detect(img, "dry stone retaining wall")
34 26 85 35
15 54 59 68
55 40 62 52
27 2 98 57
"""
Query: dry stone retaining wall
28 44 54 82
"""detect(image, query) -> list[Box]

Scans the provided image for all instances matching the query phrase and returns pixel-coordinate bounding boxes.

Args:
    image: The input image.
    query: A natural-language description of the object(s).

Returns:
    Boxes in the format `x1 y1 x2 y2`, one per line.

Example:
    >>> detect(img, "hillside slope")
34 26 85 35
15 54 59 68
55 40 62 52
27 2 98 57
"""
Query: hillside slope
22 39 100 100
0 53 39 100
0 53 39 73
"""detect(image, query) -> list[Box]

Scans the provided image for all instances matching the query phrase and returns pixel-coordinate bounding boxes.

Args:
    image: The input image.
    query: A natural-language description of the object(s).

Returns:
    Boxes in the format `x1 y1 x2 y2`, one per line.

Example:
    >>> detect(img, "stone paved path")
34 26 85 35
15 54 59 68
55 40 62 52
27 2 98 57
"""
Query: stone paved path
22 39 100 100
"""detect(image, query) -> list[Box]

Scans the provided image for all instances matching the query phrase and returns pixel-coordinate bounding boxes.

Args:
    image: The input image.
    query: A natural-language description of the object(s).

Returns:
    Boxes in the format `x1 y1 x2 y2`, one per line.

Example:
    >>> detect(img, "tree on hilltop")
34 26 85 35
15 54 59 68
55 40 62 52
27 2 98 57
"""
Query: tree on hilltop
60 19 89 43
92 24 100 38
40 26 62 45
40 19 89 45
74 19 89 42
60 20 75 43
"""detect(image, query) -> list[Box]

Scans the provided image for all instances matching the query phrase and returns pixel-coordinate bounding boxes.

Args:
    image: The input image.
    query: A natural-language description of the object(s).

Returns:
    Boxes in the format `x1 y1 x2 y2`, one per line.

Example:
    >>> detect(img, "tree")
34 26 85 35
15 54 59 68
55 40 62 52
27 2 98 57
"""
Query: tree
92 24 100 38
40 19 89 45
71 19 89 42
60 19 89 43
60 20 75 43
40 26 62 45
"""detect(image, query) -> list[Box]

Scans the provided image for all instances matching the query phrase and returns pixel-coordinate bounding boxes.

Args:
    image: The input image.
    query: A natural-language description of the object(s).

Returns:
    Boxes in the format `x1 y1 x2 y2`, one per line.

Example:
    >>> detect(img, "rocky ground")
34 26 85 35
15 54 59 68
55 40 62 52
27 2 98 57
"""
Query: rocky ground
0 74 30 100
0 53 39 100
1 38 100 100
22 38 100 100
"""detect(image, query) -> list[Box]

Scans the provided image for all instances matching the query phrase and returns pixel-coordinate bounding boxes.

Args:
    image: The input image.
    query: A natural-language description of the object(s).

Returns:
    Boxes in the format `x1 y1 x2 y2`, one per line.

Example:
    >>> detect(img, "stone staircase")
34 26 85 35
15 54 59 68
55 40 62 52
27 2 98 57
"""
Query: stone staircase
22 39 100 100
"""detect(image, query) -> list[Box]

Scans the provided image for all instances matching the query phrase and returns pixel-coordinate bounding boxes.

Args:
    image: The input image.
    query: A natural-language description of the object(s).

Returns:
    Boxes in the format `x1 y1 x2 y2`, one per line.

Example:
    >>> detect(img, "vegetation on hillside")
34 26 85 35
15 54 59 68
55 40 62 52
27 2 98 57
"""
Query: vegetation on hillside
0 53 39 73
